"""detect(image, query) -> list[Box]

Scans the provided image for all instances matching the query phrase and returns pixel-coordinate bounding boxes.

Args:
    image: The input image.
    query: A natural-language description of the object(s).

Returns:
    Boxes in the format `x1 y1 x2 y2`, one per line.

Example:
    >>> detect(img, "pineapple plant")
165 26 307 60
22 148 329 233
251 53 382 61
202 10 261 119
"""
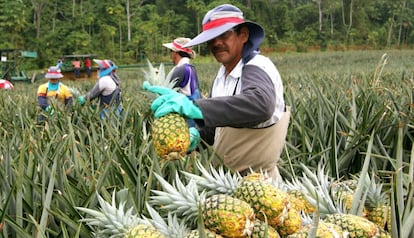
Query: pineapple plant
76 192 166 237
76 191 202 238
142 60 190 160
182 163 301 236
364 175 391 231
298 164 384 238
150 173 256 237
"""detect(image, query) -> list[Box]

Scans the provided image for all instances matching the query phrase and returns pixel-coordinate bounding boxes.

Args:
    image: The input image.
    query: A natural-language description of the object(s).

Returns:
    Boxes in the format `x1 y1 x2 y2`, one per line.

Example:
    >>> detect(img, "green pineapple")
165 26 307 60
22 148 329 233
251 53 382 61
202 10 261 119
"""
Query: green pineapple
143 60 190 160
150 173 256 237
182 163 300 236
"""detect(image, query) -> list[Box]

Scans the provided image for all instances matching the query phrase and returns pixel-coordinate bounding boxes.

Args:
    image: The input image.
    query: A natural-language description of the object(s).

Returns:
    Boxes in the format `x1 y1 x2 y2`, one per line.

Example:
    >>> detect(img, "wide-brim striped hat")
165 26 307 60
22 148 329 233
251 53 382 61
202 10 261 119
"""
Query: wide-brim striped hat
45 66 63 79
184 4 264 48
93 59 115 70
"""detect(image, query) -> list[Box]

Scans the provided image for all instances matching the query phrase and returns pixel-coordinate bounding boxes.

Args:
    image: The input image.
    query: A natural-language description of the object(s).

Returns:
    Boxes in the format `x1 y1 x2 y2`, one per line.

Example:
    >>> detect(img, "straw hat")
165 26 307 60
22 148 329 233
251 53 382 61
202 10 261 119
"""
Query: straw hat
163 37 196 59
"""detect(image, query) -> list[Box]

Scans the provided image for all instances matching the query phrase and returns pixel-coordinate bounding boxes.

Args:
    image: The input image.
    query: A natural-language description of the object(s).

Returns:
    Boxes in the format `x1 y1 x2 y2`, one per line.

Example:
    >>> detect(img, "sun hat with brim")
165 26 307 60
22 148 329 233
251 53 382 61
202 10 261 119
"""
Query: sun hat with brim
163 37 196 58
45 66 63 79
93 59 119 78
93 59 116 70
184 4 265 50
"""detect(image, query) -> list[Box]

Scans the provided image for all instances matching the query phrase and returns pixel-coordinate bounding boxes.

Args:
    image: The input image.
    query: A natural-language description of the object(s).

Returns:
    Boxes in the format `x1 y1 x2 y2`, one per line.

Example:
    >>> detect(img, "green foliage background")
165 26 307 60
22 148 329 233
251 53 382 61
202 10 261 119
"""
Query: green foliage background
1 0 414 69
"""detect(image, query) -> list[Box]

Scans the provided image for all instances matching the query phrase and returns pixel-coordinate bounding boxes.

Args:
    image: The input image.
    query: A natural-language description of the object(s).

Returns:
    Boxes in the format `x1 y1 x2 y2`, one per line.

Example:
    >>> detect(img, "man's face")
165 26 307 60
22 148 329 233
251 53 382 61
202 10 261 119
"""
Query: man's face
207 26 248 68
49 78 59 84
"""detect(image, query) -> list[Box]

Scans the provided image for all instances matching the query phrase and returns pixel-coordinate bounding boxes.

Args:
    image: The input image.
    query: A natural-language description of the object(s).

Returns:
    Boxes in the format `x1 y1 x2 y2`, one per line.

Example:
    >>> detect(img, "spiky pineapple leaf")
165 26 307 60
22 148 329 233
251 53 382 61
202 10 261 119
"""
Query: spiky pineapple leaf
150 172 204 224
76 192 142 237
142 59 178 90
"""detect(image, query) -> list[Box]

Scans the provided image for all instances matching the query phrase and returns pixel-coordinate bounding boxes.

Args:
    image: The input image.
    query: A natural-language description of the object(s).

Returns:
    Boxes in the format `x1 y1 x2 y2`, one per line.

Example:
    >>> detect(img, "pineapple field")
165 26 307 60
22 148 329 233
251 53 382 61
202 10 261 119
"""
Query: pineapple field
0 50 413 238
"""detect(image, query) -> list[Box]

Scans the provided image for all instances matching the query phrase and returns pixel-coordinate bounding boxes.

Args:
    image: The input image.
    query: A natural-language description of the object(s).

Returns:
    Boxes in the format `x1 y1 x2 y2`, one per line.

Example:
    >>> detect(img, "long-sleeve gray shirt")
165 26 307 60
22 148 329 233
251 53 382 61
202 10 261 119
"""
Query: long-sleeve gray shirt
195 55 284 144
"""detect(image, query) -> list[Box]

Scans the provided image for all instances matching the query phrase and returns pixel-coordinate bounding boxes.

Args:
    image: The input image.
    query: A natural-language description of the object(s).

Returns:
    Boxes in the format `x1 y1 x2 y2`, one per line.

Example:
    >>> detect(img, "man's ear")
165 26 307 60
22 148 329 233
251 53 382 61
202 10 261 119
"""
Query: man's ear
239 26 249 44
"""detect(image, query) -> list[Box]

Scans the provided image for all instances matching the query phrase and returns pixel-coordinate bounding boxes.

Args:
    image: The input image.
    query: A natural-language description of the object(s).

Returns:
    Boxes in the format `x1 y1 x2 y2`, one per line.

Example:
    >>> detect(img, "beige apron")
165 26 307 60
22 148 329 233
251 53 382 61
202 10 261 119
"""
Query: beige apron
213 107 291 182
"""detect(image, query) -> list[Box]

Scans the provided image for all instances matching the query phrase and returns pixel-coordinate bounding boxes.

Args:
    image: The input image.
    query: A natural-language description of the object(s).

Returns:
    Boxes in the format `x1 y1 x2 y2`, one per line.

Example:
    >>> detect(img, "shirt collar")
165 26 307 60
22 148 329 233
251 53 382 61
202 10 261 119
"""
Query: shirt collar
217 59 244 79
176 57 190 66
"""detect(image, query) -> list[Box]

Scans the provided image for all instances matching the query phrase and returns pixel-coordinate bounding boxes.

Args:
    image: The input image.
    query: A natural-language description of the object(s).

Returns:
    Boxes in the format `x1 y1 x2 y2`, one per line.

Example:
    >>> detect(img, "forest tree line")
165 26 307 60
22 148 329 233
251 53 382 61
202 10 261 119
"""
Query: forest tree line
0 0 413 68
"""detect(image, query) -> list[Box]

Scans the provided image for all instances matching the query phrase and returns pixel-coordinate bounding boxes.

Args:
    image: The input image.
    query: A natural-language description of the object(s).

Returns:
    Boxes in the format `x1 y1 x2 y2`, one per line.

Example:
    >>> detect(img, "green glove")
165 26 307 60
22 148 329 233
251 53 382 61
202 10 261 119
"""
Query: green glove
45 105 55 116
78 95 86 105
142 81 176 95
151 93 203 119
143 80 203 119
188 127 200 151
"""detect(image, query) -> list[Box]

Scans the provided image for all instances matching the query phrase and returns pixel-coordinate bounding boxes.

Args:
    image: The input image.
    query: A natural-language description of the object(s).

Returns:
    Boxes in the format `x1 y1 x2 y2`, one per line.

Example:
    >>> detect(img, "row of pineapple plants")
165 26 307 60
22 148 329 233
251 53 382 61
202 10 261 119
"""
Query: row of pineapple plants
0 50 413 237
76 156 411 238
75 55 413 237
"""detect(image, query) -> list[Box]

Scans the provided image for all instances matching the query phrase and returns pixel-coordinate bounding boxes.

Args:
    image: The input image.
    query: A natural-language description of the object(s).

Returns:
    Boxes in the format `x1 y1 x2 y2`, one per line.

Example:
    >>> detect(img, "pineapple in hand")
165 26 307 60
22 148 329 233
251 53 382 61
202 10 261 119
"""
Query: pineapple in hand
142 60 202 160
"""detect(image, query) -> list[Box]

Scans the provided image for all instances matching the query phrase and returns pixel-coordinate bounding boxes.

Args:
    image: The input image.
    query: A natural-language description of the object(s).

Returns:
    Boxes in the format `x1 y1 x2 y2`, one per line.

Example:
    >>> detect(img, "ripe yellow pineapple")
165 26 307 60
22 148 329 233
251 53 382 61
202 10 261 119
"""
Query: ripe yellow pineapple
287 221 345 238
125 224 165 238
150 173 255 237
251 219 281 238
182 163 299 235
324 213 379 238
273 208 302 236
299 165 382 238
185 229 224 238
151 112 190 160
143 60 190 160
287 190 316 214
234 177 292 227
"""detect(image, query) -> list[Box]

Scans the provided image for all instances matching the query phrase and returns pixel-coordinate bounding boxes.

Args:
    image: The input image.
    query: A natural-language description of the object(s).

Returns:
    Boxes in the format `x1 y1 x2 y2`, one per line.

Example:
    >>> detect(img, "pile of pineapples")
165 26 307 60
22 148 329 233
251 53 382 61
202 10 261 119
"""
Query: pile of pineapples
77 162 392 238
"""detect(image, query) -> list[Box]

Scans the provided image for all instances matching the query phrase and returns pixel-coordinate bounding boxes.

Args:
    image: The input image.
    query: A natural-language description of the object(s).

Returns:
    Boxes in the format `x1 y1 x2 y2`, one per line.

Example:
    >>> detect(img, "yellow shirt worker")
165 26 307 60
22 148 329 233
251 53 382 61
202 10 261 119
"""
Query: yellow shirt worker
37 66 73 121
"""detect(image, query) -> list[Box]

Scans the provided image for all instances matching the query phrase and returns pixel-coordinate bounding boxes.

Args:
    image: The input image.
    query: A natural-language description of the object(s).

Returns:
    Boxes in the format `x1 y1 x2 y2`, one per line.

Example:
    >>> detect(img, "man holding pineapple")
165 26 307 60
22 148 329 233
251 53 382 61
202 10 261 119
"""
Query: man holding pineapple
144 4 289 182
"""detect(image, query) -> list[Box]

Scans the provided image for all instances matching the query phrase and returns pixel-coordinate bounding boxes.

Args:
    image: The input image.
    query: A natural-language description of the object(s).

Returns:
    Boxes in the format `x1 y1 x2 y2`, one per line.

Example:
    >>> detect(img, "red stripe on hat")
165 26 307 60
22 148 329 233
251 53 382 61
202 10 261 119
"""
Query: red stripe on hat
172 42 193 54
203 17 244 31
48 71 61 74
102 60 111 68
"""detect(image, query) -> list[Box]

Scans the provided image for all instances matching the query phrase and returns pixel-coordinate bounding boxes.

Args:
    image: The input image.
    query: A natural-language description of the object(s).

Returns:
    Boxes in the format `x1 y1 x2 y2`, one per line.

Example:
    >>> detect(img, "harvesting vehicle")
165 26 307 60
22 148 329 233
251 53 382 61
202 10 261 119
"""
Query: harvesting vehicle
0 48 37 83
59 54 98 80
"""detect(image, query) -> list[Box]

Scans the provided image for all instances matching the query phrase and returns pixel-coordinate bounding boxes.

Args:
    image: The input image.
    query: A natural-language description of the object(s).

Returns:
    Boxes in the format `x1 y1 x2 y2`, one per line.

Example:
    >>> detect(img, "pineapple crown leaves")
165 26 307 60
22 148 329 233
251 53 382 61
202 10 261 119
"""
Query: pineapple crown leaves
76 192 143 237
144 203 189 238
299 163 342 215
150 172 206 223
300 163 369 216
142 59 178 90
181 162 241 197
